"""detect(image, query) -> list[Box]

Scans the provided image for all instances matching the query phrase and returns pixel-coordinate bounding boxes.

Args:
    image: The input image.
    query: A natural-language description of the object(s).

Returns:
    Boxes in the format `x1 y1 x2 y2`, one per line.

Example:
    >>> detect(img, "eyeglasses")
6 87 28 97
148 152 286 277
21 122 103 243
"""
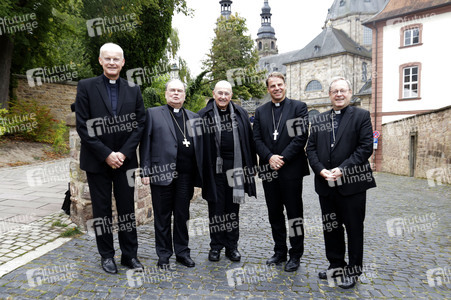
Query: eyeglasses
102 57 122 63
330 89 349 95
168 88 184 94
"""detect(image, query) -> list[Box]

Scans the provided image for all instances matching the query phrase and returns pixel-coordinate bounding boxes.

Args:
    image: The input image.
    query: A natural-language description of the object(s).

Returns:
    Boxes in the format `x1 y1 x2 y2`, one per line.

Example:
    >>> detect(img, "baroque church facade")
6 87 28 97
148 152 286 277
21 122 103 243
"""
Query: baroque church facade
255 0 387 115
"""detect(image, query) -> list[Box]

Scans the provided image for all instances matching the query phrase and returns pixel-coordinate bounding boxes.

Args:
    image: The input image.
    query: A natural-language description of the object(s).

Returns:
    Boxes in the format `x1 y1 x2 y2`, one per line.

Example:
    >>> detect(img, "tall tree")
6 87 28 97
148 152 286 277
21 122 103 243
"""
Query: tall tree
204 14 266 101
81 0 189 86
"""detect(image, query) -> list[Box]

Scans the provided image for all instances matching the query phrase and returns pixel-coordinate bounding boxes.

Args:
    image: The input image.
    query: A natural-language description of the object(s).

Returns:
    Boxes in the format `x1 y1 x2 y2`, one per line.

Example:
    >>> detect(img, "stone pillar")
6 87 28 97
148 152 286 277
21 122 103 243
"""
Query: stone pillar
66 112 153 230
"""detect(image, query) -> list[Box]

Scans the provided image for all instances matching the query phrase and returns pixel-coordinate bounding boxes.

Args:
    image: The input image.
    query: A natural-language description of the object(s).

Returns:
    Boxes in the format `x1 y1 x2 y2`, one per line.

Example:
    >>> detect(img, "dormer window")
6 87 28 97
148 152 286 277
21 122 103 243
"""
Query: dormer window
340 0 345 7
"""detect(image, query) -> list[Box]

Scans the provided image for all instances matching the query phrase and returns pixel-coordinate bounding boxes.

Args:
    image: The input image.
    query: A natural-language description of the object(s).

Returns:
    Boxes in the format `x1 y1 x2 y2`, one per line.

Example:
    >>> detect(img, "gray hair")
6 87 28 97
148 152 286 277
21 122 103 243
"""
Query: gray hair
165 79 187 91
99 43 124 58
328 77 352 92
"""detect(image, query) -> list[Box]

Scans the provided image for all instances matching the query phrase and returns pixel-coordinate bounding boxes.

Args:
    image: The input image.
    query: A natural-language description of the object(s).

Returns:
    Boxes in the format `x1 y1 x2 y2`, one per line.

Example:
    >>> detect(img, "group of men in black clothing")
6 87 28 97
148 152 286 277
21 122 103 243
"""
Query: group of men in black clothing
75 43 376 289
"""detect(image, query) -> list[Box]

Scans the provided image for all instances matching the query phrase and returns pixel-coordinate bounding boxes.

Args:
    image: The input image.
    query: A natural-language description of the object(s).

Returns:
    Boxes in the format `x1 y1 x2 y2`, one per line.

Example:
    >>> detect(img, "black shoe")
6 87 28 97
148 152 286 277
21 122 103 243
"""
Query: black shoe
101 257 117 274
225 249 241 262
208 249 221 261
266 253 287 265
284 256 300 272
157 258 170 270
121 257 144 270
338 275 357 289
318 270 327 280
176 255 195 267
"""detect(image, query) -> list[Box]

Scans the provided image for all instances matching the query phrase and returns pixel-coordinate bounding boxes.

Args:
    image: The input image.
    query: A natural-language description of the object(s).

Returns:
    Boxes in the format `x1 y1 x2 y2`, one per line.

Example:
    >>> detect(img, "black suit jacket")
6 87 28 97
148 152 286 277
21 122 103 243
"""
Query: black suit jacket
253 98 310 180
306 106 376 196
198 99 257 202
75 75 145 173
139 105 203 187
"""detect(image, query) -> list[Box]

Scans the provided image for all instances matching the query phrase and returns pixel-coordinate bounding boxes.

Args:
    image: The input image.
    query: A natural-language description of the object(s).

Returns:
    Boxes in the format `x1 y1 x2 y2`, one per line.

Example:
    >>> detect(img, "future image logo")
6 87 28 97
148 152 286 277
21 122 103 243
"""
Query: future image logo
386 213 439 237
86 14 138 37
426 266 450 287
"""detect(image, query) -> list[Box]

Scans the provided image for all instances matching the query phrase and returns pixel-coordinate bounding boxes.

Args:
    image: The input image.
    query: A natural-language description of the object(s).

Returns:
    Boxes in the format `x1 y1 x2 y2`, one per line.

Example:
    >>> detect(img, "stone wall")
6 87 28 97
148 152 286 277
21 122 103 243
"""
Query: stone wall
13 75 77 121
66 112 202 230
381 106 451 184
66 112 153 229
286 54 372 113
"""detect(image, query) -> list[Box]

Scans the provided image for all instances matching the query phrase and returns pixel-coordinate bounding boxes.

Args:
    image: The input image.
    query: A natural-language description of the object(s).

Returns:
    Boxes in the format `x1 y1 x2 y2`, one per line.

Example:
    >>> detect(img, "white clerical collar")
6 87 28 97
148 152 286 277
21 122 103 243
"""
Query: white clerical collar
333 109 341 114
275 102 281 107
109 80 116 84
174 108 180 113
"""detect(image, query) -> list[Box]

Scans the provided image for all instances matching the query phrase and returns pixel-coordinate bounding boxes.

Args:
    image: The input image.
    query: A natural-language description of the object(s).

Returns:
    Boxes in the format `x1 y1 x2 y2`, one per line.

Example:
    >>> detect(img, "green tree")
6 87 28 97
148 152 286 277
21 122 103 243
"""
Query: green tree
203 14 266 101
81 0 189 86
0 0 72 108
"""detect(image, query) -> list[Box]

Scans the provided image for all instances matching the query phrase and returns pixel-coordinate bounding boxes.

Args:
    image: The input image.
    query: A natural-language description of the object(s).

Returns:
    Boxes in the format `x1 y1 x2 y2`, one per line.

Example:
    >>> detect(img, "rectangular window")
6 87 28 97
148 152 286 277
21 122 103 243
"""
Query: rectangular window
404 28 420 46
403 66 419 98
363 26 372 46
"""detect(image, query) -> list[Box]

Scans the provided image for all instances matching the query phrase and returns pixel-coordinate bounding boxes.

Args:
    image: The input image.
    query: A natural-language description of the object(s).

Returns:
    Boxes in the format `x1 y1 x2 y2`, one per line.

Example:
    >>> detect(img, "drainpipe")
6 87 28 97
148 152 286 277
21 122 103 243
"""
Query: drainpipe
373 21 378 170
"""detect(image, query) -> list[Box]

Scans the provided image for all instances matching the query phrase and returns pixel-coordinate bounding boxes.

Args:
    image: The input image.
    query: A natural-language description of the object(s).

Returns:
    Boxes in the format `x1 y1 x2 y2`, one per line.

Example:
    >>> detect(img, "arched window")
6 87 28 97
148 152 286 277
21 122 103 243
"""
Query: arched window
271 41 275 49
258 41 262 50
305 80 322 92
362 62 368 82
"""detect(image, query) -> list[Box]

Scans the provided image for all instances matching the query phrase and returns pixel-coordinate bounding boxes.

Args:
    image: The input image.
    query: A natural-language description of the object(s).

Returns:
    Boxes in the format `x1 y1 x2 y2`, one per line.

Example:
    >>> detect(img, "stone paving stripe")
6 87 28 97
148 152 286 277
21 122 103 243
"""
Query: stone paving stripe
0 237 71 278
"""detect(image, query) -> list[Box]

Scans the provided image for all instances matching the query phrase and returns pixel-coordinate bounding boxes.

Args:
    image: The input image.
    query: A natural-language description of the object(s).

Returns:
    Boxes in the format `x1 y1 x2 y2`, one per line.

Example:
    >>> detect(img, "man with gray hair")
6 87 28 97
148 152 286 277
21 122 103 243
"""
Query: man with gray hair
307 76 376 289
140 79 203 269
198 80 256 262
76 42 146 274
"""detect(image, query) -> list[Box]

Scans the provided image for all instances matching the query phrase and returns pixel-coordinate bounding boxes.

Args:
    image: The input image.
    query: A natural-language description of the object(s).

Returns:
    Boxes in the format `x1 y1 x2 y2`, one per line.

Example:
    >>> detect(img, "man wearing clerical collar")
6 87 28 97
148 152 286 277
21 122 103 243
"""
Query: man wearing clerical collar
75 43 146 274
140 79 203 270
253 72 310 272
198 81 257 263
307 77 376 289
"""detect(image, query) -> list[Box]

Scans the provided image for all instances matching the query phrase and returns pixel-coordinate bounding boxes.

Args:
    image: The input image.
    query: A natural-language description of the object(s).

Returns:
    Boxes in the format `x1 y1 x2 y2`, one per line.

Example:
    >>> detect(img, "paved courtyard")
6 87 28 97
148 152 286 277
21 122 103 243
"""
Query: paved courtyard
0 161 450 299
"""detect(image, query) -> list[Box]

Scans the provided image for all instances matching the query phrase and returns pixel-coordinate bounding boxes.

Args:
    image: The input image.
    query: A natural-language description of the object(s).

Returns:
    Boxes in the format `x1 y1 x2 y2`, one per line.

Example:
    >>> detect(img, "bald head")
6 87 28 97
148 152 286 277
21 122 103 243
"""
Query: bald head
213 80 233 110
214 80 232 91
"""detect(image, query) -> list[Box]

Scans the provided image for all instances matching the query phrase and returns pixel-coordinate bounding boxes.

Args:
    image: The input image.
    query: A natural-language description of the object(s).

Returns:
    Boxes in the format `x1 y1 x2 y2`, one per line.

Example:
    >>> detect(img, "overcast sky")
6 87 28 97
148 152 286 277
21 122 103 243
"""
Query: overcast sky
172 0 334 77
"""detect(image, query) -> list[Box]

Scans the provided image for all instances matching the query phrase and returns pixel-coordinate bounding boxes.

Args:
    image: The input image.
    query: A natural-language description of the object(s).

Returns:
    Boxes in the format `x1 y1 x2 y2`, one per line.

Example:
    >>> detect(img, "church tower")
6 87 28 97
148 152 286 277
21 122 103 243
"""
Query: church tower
256 0 278 58
219 0 233 19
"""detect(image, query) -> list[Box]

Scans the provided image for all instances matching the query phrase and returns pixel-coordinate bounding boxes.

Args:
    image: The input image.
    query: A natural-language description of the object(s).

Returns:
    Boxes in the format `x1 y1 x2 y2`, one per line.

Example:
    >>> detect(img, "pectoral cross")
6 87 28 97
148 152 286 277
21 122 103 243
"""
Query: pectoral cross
273 130 279 141
183 138 191 148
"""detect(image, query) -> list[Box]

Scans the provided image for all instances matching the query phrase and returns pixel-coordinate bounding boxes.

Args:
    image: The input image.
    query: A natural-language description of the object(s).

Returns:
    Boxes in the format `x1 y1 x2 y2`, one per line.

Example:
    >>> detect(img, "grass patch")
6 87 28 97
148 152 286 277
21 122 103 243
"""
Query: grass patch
52 220 69 228
59 226 83 238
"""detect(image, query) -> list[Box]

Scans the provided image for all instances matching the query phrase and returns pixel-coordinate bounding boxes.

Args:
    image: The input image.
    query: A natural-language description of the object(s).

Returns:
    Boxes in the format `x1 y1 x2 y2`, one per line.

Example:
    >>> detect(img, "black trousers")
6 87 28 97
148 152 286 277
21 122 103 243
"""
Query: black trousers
208 159 240 251
262 177 304 258
150 173 194 260
86 170 138 260
319 191 366 275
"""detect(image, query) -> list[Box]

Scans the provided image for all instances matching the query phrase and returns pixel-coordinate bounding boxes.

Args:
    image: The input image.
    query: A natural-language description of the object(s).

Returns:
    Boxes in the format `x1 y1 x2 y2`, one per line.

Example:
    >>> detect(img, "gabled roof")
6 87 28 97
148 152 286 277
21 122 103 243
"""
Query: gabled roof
285 27 371 64
326 0 387 21
365 0 451 24
258 50 298 75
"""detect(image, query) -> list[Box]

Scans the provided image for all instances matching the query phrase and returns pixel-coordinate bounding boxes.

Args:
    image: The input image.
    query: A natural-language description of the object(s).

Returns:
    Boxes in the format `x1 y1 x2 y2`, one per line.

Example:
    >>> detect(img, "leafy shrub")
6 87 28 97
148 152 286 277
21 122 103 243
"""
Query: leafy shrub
6 100 57 143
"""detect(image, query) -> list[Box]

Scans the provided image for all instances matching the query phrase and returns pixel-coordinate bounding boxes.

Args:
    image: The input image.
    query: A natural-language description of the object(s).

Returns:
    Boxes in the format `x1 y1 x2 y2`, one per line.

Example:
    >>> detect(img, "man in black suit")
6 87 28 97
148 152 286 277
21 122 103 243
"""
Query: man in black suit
75 43 145 274
140 79 203 269
307 77 376 289
253 72 310 272
198 80 257 262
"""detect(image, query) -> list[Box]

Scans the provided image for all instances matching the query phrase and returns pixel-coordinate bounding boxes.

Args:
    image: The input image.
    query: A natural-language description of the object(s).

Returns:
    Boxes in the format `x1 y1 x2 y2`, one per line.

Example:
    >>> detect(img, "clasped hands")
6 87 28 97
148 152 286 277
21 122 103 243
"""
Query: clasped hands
320 168 343 181
269 155 284 171
106 152 126 169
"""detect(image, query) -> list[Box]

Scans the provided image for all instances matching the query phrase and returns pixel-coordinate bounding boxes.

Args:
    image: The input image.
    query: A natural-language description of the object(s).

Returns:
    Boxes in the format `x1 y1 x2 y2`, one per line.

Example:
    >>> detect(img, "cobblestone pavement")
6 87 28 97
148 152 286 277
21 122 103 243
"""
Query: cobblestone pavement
0 171 450 299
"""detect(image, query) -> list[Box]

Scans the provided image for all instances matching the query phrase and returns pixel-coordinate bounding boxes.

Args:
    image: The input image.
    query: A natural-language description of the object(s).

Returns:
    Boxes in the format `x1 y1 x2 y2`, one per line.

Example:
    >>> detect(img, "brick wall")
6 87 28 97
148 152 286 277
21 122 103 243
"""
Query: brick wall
13 75 77 121
381 106 451 184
